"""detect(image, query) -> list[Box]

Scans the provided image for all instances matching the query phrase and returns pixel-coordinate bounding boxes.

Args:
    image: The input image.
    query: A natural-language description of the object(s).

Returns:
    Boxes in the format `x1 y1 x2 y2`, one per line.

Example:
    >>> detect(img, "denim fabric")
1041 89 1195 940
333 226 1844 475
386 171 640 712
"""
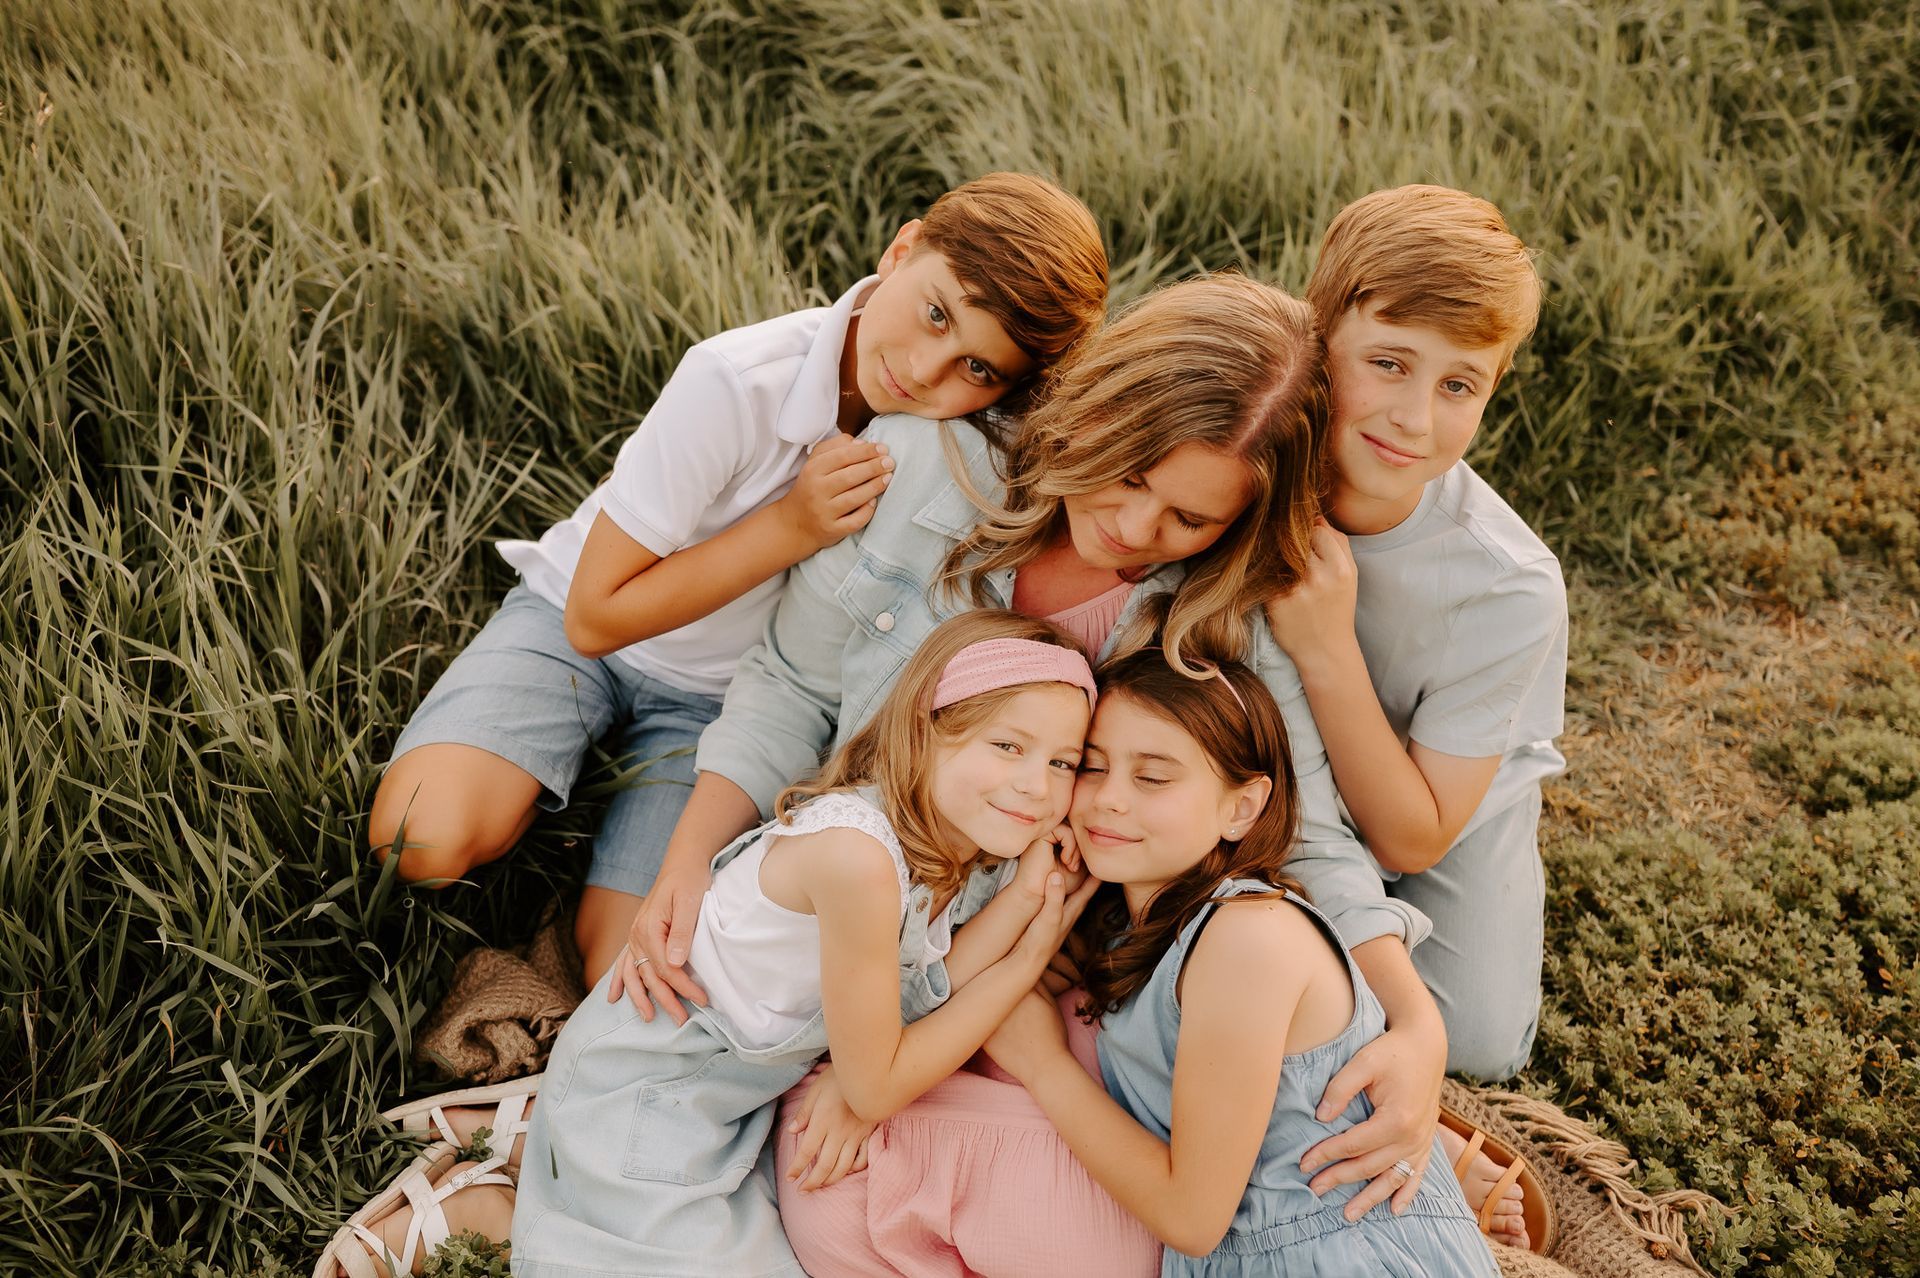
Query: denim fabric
389 584 723 895
693 414 1431 954
510 799 1009 1277
1098 881 1499 1278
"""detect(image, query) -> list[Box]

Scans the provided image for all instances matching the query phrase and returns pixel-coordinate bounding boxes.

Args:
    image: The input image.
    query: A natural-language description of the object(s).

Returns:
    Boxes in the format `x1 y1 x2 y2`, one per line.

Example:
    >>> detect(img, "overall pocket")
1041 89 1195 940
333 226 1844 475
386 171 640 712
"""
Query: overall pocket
621 1049 815 1185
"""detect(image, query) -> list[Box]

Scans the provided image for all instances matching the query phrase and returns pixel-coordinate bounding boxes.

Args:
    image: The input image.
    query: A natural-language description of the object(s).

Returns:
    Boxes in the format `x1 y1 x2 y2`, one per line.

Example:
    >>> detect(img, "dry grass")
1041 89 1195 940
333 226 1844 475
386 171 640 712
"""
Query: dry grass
1550 587 1920 846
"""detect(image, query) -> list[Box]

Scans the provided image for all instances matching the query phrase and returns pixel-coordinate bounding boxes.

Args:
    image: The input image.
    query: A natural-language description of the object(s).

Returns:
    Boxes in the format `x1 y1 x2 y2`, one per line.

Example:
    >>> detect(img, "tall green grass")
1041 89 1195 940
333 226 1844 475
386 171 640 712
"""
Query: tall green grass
2 1 1916 1272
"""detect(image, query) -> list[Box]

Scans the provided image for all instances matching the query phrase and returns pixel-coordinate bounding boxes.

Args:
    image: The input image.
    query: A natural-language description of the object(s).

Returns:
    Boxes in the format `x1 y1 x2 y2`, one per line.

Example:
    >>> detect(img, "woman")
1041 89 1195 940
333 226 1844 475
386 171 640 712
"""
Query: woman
617 274 1450 1272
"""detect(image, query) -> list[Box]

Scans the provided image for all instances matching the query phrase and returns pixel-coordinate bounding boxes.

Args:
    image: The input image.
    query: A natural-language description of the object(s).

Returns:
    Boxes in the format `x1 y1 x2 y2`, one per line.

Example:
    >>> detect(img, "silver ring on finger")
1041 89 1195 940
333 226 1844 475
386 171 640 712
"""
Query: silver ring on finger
1391 1158 1416 1181
634 955 654 968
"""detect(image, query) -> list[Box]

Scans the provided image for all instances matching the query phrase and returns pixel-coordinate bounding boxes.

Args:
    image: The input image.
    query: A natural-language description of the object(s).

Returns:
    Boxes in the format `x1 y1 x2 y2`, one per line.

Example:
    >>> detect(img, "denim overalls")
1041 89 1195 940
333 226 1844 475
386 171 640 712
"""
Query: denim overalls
1099 879 1498 1278
511 792 1012 1278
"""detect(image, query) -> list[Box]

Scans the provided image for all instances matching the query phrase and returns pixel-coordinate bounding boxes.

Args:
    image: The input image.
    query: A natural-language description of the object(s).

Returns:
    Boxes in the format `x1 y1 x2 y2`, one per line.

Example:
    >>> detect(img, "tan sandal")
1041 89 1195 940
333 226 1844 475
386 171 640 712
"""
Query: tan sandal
1438 1103 1558 1254
313 1142 515 1278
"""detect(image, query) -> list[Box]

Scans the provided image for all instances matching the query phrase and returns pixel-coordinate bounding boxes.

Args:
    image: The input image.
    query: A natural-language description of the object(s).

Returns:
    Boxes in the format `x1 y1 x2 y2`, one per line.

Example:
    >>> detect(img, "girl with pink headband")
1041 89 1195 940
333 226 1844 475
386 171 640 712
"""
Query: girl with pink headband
322 611 1100 1278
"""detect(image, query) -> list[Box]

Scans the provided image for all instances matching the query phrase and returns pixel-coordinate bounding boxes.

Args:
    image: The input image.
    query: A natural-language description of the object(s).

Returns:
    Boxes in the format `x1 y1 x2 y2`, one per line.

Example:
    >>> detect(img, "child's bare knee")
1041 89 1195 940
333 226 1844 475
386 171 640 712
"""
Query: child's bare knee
375 829 485 885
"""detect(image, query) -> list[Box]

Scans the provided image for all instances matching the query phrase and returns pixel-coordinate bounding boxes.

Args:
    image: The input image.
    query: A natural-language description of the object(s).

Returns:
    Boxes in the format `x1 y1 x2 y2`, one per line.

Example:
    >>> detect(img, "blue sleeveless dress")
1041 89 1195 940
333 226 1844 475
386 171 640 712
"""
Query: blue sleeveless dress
1098 878 1499 1277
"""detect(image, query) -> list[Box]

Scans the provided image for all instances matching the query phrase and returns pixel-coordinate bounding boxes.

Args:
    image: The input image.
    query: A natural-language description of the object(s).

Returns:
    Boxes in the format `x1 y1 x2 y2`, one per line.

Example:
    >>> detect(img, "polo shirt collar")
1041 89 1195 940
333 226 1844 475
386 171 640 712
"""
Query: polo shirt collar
773 274 882 445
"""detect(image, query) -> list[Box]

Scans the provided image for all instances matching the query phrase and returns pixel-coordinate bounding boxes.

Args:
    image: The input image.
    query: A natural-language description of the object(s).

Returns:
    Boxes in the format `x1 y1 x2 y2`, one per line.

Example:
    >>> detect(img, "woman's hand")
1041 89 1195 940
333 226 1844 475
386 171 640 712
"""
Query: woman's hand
785 1063 878 1192
607 860 713 1022
984 986 1072 1084
775 434 893 551
1263 519 1360 671
1299 1013 1447 1219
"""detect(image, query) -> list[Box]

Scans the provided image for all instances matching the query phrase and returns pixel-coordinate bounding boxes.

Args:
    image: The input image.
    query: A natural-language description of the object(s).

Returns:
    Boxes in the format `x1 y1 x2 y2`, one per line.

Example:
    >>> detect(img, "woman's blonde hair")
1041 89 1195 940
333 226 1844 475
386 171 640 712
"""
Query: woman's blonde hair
777 610 1089 900
936 274 1328 671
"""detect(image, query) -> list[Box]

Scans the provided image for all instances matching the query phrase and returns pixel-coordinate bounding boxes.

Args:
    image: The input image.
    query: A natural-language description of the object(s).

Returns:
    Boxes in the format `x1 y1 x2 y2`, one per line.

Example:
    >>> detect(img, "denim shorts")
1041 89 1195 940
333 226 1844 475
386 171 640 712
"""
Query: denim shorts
389 584 725 896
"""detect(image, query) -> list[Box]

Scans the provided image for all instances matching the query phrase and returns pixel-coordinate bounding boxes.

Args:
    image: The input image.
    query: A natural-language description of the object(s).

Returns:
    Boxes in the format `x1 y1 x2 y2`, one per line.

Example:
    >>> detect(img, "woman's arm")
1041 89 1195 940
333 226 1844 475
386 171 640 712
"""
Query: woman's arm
1265 522 1499 872
989 902 1310 1257
564 437 893 657
617 485 877 1014
609 770 763 1018
1297 935 1447 1218
813 837 1097 1124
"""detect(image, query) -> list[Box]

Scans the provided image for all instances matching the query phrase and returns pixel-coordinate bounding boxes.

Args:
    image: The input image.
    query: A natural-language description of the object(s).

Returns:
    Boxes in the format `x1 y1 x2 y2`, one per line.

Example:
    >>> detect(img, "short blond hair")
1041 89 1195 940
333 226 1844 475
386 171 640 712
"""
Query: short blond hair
1307 185 1541 377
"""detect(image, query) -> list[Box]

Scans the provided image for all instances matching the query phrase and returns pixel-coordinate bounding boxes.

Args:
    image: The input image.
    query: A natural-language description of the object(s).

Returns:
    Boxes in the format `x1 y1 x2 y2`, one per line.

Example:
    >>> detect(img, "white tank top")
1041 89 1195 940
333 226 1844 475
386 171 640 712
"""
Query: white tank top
686 791 955 1049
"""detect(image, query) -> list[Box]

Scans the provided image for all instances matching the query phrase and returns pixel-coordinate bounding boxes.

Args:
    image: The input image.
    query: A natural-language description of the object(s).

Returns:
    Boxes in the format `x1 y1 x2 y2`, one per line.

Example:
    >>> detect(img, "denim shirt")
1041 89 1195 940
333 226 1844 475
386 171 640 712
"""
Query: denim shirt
695 414 1430 953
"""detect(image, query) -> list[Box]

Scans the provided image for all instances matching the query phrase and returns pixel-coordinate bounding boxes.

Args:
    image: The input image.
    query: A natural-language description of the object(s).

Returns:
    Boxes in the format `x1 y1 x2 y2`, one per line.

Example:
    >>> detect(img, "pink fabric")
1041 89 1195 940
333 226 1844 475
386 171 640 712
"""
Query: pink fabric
776 991 1161 1277
1043 580 1133 660
931 637 1098 713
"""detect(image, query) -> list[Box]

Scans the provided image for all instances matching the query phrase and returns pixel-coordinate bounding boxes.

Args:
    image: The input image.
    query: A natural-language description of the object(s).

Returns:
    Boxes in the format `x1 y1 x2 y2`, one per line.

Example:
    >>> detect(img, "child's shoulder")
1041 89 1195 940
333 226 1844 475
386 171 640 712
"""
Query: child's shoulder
688 298 839 382
1427 462 1561 581
1203 892 1334 961
768 792 905 894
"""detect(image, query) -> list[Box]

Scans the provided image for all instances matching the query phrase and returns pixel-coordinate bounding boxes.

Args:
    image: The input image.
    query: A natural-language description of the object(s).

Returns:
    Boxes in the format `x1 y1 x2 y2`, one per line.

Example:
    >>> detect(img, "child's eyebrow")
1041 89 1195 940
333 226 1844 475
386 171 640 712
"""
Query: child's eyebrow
931 285 1004 380
1374 341 1493 382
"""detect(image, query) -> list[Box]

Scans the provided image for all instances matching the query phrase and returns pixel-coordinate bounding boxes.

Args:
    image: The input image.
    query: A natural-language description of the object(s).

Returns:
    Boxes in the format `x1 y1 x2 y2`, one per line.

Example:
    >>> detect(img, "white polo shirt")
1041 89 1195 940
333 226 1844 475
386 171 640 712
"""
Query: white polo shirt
498 276 880 698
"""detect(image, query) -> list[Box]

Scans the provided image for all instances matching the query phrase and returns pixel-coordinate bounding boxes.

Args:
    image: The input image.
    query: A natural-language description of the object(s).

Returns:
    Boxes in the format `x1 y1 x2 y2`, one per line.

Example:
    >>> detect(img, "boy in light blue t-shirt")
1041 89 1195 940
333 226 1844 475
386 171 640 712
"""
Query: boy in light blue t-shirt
1266 185 1564 1251
1267 184 1564 1085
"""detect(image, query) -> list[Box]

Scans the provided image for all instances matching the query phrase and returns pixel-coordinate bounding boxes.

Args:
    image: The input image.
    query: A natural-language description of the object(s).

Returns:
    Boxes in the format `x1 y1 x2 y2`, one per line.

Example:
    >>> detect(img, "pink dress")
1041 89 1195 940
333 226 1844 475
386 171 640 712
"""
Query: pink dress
775 992 1159 1276
774 584 1161 1277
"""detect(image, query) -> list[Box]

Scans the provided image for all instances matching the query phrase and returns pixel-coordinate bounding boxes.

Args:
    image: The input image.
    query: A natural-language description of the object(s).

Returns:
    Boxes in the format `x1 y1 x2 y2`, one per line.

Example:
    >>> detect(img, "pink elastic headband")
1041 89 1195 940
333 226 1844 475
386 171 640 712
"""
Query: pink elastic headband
931 637 1098 714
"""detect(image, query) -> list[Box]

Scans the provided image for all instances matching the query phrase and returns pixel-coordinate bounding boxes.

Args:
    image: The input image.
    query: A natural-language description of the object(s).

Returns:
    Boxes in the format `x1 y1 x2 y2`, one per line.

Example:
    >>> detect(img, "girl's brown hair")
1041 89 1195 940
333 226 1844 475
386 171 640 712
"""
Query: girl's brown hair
777 610 1089 901
936 274 1329 672
1076 649 1303 1018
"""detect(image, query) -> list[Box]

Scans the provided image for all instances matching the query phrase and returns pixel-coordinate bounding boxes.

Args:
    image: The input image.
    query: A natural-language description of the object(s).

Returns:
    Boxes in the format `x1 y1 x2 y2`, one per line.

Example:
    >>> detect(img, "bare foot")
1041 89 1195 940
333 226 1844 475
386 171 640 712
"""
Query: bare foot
1436 1124 1529 1249
338 1157 516 1277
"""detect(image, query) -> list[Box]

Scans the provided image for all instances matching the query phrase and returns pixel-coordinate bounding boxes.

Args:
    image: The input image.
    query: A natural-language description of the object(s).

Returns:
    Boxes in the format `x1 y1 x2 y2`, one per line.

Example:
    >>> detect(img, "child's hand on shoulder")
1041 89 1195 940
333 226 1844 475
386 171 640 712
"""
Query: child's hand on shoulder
1264 518 1360 668
984 986 1071 1084
778 433 895 550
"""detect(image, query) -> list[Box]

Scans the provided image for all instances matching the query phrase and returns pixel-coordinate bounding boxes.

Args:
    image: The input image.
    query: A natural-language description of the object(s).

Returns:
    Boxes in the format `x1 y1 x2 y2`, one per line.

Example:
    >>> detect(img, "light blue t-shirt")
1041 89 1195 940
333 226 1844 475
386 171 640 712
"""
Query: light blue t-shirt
1348 461 1568 842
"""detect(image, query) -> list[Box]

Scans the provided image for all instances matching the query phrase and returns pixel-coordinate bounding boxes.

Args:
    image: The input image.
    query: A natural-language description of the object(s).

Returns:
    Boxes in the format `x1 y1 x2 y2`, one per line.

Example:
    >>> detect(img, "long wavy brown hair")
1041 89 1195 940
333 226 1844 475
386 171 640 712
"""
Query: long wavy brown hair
777 610 1089 901
935 273 1329 674
1076 649 1304 1018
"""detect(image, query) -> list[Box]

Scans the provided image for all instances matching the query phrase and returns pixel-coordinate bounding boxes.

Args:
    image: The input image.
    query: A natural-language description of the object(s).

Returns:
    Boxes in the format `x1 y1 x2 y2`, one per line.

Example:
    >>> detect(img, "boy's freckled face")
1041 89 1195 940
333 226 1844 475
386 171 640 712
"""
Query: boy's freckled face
852 233 1034 421
1325 304 1507 535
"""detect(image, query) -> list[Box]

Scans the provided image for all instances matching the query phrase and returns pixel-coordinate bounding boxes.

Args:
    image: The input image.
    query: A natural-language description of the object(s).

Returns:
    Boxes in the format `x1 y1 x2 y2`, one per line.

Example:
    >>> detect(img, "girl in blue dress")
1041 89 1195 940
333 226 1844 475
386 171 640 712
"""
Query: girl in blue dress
984 649 1501 1277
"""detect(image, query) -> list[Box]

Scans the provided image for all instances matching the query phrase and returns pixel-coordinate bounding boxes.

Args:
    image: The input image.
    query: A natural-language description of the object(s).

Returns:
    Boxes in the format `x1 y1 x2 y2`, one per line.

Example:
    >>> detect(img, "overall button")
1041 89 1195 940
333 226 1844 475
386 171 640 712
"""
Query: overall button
875 611 895 632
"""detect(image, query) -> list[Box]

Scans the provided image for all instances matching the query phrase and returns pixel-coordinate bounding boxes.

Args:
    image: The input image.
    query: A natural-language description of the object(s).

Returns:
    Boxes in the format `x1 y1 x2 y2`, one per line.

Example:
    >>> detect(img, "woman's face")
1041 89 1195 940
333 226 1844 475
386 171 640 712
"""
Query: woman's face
1060 444 1254 571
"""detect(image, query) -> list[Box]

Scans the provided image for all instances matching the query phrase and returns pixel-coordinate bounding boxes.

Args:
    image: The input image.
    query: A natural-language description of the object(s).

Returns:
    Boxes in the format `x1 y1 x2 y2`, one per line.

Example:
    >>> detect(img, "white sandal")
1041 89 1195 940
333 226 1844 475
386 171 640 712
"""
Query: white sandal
314 1142 515 1278
380 1074 541 1162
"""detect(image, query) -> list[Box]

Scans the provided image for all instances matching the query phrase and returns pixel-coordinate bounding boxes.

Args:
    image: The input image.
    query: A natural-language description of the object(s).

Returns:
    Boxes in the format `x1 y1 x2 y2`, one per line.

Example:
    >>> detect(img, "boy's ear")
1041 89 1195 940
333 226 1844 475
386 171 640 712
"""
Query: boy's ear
875 219 925 279
1221 775 1272 842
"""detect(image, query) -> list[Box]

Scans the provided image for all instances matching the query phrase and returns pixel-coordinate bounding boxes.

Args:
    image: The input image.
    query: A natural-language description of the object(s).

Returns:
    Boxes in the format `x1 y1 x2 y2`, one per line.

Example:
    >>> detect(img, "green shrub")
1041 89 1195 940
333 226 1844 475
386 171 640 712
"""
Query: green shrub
1537 798 1920 1276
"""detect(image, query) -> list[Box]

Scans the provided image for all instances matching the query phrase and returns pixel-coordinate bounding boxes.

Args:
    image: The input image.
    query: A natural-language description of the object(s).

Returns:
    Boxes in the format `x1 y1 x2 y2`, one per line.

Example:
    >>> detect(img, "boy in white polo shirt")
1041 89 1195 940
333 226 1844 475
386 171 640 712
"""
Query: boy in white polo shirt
1267 185 1565 1091
372 173 1108 978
